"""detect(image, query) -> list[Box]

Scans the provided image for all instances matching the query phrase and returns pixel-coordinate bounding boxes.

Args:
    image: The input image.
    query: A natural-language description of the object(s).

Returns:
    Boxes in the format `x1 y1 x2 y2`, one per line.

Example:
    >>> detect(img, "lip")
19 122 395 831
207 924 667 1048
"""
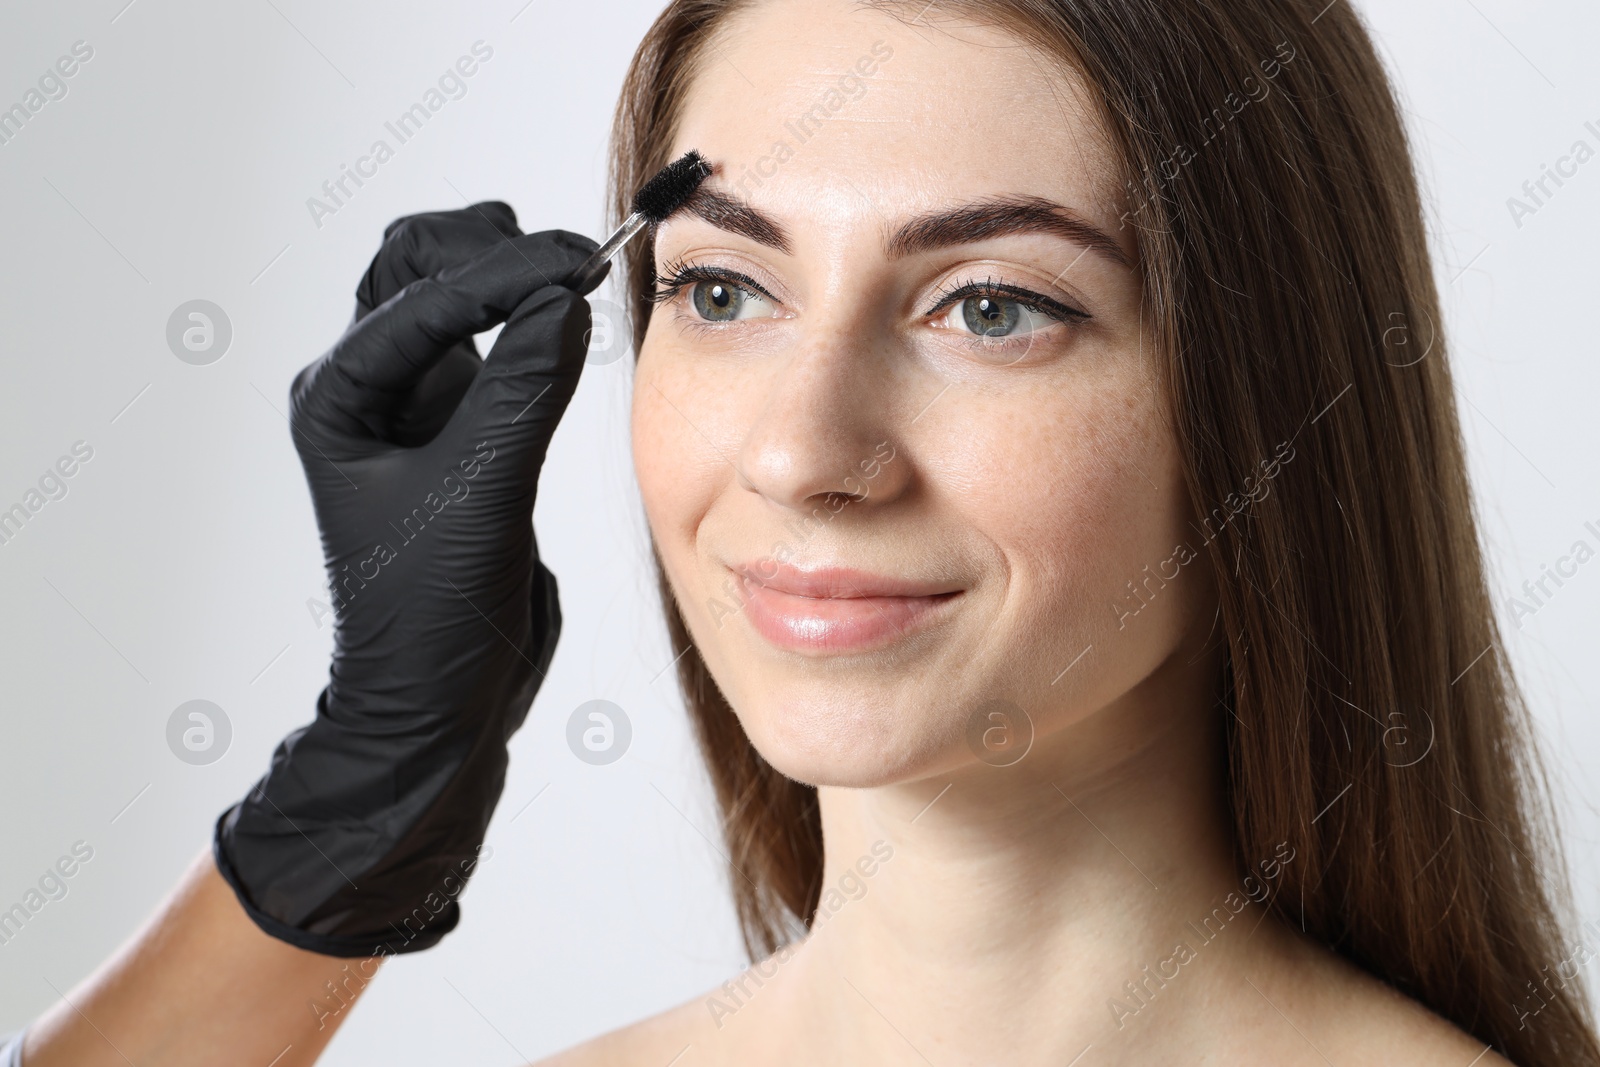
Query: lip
730 562 963 654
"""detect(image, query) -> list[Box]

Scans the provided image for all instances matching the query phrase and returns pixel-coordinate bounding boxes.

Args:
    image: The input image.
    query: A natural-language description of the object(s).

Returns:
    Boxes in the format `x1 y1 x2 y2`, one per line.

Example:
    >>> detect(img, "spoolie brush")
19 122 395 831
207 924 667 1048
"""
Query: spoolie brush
571 150 714 292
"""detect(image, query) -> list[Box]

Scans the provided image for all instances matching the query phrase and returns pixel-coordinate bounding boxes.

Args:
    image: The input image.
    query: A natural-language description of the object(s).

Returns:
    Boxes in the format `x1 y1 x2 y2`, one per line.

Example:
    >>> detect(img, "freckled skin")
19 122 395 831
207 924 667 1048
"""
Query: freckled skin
632 0 1197 787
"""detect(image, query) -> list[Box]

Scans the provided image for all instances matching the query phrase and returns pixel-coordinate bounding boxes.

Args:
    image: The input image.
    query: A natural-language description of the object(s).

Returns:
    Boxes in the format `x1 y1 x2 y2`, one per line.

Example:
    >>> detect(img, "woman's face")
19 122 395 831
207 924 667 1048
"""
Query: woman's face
633 0 1208 787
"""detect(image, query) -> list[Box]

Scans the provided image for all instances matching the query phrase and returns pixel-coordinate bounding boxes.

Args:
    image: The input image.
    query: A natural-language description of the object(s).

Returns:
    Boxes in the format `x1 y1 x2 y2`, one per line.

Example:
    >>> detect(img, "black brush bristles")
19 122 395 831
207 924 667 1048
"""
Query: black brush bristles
570 150 714 292
632 150 714 222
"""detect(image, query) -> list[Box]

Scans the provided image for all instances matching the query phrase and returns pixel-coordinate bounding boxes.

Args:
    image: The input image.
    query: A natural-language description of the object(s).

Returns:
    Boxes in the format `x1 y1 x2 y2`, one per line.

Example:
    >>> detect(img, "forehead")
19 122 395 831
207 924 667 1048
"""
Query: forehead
671 0 1125 227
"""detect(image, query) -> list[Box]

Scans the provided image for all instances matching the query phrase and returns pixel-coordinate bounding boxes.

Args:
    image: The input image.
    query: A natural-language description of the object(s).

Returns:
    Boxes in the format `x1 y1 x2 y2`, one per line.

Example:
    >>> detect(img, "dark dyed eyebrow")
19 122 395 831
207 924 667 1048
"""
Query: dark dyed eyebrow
887 194 1131 268
663 185 1129 269
668 185 794 254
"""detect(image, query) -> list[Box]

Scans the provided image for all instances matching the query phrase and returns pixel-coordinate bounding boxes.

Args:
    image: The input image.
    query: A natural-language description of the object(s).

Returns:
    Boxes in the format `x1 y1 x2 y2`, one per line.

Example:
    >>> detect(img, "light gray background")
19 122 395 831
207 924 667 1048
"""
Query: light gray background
0 1 1595 1062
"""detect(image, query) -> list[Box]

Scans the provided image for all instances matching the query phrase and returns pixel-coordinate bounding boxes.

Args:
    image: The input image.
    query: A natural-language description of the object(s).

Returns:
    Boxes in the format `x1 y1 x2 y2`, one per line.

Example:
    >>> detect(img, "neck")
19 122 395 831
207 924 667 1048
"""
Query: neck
770 642 1299 1063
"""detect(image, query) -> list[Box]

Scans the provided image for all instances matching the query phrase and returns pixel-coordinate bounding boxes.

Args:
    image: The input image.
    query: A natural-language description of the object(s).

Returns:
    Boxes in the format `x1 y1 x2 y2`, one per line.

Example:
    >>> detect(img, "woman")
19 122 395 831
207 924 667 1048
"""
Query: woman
12 0 1599 1064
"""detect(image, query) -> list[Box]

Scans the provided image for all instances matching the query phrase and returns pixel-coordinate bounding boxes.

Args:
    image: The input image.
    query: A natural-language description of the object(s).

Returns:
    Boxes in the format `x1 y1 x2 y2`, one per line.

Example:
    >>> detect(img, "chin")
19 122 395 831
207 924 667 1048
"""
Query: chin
728 688 967 789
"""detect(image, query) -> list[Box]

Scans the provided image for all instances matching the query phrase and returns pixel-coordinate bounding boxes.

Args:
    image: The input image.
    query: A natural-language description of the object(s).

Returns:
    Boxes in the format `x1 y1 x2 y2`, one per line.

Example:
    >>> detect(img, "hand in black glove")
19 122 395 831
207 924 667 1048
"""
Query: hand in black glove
214 203 606 957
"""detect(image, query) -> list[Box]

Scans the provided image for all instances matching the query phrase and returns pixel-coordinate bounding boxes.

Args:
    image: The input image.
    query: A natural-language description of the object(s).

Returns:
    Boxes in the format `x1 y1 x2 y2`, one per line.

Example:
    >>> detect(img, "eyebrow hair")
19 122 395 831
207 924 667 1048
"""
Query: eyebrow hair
887 194 1131 268
662 185 1130 269
669 185 794 254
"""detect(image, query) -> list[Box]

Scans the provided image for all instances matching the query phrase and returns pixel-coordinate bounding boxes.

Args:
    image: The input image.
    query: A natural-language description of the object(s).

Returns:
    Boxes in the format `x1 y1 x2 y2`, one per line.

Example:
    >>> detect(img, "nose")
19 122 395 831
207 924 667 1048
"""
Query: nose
733 324 910 514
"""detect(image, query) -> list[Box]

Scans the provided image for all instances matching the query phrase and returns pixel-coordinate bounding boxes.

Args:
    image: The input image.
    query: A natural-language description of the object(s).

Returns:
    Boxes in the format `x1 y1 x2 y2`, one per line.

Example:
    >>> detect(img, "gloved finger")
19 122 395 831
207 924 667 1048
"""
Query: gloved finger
382 200 516 245
355 201 522 320
293 231 599 445
441 283 592 484
350 203 525 446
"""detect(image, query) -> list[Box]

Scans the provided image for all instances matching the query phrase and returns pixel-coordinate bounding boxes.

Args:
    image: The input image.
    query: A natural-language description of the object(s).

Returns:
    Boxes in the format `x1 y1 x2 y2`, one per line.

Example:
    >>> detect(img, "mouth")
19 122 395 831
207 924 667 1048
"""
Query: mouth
729 562 964 655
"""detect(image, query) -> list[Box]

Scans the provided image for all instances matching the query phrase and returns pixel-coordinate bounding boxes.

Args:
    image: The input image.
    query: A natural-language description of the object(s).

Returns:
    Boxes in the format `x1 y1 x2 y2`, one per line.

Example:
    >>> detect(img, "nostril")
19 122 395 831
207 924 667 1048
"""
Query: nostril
821 490 862 510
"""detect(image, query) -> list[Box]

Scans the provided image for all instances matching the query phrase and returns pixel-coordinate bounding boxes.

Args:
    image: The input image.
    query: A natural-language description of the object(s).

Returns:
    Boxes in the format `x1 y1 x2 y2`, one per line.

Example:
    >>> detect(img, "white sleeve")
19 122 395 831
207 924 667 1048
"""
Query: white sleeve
0 1029 25 1067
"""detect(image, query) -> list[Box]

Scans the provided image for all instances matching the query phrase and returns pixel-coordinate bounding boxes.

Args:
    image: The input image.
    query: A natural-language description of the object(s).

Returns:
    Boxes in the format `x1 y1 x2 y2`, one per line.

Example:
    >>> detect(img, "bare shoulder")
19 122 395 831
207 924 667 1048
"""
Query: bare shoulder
1320 963 1513 1066
527 925 1518 1067
1252 925 1515 1067
526 986 725 1067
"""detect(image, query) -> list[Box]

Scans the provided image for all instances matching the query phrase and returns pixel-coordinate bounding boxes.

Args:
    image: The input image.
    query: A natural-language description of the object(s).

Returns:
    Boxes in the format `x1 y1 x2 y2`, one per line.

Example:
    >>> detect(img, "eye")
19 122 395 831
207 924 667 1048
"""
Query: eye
927 280 1087 340
946 295 1053 338
690 279 775 322
649 259 781 324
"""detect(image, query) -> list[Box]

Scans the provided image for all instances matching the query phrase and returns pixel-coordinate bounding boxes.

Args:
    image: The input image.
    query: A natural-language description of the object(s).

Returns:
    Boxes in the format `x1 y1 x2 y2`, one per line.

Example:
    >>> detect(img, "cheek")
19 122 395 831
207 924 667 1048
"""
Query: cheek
933 371 1187 626
630 336 736 583
631 348 691 551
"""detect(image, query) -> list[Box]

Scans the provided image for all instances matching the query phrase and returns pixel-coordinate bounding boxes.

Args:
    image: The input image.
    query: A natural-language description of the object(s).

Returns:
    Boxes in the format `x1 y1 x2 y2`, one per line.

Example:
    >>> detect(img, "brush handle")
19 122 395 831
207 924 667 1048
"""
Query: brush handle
571 211 648 293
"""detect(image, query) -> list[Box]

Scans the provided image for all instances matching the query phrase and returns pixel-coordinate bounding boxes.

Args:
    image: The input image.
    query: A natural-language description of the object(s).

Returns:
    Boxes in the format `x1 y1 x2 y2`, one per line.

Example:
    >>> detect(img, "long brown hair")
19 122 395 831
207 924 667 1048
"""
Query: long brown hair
607 2 1600 1063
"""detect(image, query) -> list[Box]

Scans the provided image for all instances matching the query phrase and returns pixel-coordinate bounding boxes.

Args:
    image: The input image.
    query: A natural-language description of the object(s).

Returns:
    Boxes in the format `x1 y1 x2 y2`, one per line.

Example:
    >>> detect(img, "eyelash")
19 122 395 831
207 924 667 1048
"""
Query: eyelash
925 276 1089 325
648 257 1090 327
648 256 779 307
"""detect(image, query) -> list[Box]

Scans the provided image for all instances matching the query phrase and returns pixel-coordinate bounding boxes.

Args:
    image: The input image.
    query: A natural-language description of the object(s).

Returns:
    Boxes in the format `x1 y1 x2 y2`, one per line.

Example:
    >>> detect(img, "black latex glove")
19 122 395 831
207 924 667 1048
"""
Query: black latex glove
213 204 607 957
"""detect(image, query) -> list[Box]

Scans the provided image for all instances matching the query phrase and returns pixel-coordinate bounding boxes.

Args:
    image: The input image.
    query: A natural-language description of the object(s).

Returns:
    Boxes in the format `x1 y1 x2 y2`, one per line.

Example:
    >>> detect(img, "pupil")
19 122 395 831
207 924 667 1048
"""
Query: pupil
711 285 730 308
